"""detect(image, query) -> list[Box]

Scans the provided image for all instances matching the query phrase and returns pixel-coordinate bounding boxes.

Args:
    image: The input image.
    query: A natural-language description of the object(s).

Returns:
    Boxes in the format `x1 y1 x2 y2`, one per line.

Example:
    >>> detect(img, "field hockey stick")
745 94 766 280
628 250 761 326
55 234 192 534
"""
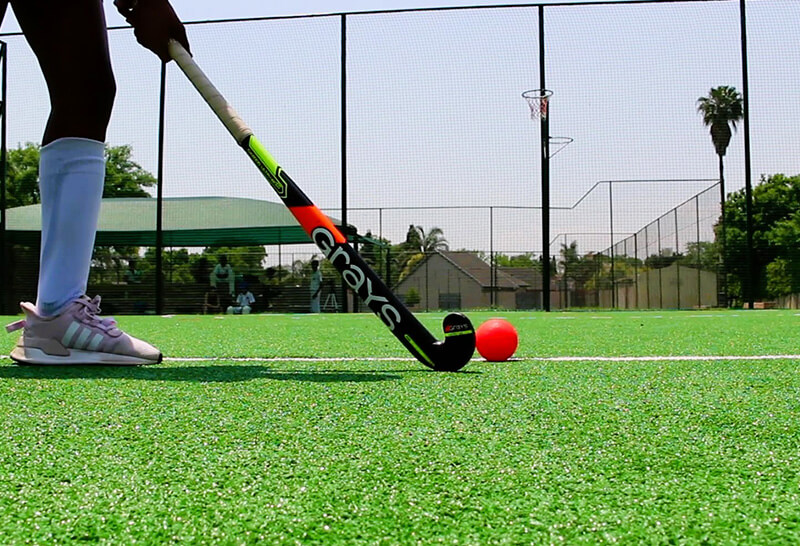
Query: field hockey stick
168 41 475 371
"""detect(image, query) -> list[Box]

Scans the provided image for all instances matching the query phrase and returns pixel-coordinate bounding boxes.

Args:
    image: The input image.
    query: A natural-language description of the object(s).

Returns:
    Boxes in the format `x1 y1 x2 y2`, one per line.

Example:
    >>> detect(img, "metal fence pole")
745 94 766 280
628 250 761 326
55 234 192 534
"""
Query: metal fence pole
739 0 755 309
489 206 494 307
538 5 551 312
696 195 702 308
644 226 650 308
340 14 349 313
155 61 167 315
0 42 6 314
674 208 680 308
657 219 663 308
609 181 615 308
634 233 639 309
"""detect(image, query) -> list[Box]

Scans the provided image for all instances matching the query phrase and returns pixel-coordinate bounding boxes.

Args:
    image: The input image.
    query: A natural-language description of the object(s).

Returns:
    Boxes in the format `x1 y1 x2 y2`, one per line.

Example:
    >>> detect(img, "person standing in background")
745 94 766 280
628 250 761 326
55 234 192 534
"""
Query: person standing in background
309 259 322 313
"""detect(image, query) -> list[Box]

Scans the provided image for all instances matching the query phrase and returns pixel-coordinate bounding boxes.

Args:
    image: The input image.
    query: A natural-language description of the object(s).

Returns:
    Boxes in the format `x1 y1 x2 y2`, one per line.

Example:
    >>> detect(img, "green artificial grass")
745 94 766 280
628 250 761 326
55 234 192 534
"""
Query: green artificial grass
1 310 799 543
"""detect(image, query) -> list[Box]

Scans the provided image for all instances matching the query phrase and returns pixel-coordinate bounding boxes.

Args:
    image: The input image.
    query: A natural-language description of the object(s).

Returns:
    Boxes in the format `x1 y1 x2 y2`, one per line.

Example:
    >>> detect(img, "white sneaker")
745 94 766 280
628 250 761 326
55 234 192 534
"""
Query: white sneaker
6 295 162 366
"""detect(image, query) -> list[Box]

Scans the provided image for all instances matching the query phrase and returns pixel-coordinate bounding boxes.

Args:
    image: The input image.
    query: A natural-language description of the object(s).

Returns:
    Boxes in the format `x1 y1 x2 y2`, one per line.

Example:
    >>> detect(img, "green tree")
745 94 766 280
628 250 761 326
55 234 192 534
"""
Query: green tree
559 242 599 289
395 225 449 282
403 225 449 254
494 253 539 268
765 258 793 299
398 253 426 282
102 144 157 197
94 145 157 281
678 241 720 271
3 142 157 206
404 287 420 307
720 173 800 301
4 143 42 207
91 247 139 284
403 224 423 251
162 248 194 285
644 251 682 270
765 208 800 298
359 230 391 279
203 246 268 281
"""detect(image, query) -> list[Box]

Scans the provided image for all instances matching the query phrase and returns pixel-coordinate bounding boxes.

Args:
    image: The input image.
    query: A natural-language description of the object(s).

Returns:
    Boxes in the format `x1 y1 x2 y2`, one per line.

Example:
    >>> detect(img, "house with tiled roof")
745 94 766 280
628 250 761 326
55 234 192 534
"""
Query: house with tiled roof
394 250 548 310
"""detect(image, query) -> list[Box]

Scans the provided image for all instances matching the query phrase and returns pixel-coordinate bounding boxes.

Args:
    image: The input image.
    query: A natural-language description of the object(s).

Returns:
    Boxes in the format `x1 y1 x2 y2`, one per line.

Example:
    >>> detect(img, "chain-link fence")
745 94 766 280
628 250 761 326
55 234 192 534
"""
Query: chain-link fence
2 0 798 313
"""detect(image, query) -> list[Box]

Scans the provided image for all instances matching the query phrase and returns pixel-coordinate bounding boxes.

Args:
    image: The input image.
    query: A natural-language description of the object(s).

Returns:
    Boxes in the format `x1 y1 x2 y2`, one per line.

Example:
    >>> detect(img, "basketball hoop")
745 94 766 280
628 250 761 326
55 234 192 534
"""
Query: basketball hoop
548 136 573 158
522 89 552 121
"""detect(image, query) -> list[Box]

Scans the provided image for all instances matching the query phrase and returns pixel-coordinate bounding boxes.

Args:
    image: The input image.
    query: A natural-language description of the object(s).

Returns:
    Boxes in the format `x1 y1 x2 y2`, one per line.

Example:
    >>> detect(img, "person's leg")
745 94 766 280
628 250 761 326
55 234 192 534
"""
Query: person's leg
12 0 115 316
6 1 160 365
12 0 115 145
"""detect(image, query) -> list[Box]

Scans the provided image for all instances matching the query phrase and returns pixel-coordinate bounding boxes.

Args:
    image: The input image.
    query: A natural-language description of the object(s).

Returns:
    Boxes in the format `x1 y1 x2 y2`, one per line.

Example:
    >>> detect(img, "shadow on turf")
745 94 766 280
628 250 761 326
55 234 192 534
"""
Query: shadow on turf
0 364 412 383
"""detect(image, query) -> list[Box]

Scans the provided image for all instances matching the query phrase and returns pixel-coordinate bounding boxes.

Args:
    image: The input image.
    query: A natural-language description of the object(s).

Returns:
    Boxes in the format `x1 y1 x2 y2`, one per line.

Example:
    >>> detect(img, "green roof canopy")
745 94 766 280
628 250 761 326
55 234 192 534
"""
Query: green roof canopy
4 197 350 247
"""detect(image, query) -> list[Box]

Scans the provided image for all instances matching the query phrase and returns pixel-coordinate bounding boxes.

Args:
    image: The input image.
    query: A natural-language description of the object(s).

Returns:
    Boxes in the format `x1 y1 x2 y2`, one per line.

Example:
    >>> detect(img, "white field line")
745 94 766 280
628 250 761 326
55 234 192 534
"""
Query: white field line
1 355 799 364
524 354 800 362
96 354 800 363
161 355 800 363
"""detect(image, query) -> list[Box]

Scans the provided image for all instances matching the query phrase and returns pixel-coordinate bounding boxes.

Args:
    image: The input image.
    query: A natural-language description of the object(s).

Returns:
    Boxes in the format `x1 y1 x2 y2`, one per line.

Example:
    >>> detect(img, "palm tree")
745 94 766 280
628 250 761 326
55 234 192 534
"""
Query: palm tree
697 85 743 170
697 85 743 306
397 226 449 282
420 226 449 254
405 225 449 254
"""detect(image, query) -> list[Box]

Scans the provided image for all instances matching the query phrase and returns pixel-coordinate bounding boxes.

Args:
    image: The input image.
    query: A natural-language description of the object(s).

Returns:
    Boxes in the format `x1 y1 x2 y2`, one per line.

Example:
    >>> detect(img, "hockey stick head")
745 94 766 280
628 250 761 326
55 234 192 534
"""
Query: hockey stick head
431 313 476 372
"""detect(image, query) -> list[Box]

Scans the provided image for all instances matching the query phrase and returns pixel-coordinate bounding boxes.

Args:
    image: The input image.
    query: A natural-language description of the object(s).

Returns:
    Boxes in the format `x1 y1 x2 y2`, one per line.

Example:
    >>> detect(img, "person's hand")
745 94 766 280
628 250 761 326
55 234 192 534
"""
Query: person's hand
114 0 191 62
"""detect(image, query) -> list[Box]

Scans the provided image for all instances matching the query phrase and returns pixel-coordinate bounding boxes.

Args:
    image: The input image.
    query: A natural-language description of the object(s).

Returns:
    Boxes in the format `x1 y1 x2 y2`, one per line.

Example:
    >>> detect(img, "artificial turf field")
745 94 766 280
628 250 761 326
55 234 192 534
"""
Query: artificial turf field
1 310 799 544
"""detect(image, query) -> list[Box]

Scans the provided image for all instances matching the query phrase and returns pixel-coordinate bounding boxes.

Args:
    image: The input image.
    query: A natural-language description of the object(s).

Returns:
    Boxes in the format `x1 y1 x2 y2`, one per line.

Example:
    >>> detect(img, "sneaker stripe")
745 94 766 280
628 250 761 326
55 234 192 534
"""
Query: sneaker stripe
62 321 81 347
74 327 92 350
87 333 104 351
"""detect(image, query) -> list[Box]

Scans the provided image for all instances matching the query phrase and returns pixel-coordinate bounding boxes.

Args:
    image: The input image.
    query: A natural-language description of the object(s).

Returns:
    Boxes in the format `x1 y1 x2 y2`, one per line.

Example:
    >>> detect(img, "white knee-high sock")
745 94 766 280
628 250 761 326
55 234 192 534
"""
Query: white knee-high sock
36 137 105 317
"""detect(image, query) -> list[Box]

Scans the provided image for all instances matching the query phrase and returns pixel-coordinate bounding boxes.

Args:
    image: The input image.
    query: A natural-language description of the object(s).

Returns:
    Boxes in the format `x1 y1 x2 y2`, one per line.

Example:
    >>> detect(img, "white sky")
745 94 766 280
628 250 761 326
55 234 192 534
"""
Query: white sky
1 0 797 258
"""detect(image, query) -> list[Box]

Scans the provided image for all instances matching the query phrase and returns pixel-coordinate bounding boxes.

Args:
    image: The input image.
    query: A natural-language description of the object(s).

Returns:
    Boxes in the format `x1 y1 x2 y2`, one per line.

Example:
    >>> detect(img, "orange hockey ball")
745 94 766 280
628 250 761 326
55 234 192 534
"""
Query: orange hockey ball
475 318 518 362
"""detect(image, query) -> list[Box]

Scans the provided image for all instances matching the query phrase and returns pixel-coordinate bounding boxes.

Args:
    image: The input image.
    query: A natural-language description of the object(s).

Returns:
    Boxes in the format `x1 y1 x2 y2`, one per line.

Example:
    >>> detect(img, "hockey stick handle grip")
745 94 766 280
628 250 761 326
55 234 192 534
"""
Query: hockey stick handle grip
168 40 253 144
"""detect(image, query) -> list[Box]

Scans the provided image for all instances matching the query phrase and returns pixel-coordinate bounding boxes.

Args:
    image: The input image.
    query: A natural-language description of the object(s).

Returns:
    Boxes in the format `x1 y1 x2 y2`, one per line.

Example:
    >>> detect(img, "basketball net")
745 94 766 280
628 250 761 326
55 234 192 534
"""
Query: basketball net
548 136 573 158
522 89 552 121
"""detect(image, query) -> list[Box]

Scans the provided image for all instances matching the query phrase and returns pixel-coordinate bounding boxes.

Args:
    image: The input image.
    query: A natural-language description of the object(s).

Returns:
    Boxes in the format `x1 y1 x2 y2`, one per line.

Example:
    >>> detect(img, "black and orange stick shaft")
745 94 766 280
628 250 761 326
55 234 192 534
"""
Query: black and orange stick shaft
168 40 475 371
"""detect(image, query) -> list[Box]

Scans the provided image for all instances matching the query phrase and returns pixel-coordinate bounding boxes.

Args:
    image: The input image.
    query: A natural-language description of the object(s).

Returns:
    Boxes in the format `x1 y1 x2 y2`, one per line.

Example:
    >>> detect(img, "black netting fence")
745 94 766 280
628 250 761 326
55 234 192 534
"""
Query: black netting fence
2 0 798 313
